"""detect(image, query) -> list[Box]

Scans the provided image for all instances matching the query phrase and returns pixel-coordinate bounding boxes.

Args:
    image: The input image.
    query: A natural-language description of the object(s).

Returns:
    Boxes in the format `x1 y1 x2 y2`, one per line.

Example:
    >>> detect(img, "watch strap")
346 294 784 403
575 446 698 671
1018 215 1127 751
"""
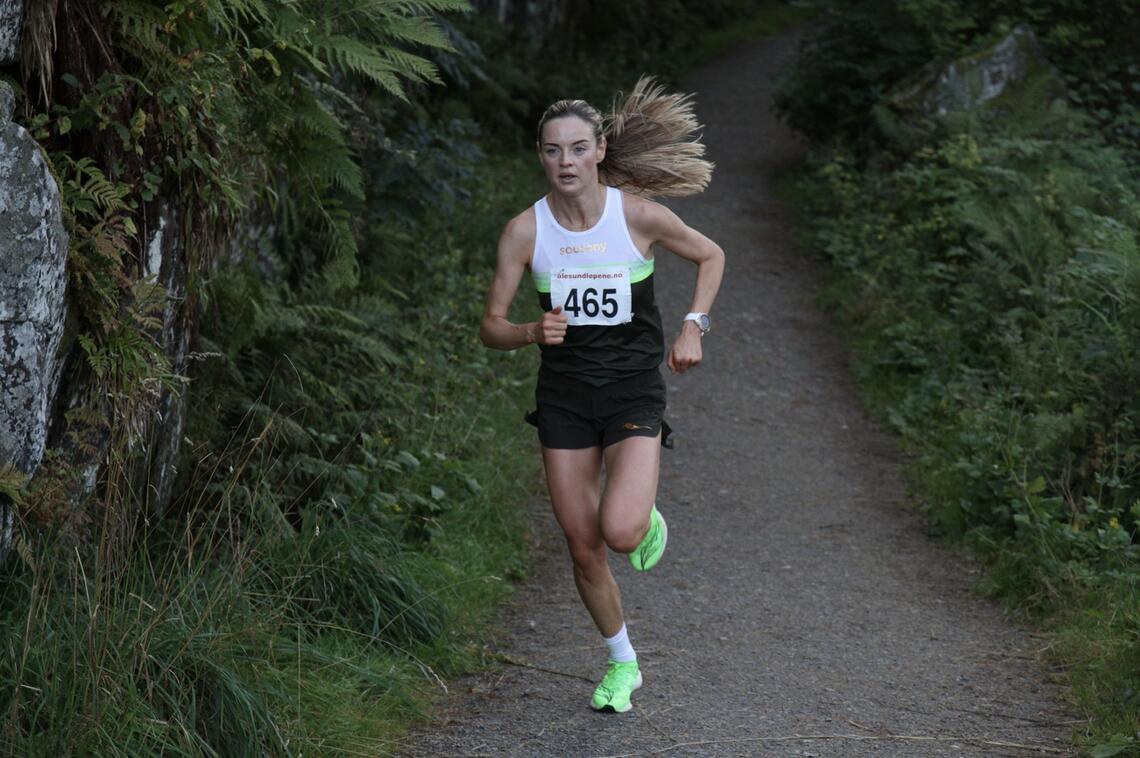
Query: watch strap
683 312 710 334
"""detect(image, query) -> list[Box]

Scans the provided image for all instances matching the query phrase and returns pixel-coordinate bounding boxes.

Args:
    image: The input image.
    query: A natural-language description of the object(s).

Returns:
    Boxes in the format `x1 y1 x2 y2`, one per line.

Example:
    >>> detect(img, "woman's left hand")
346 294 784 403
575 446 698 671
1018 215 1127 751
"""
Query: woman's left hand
666 322 703 373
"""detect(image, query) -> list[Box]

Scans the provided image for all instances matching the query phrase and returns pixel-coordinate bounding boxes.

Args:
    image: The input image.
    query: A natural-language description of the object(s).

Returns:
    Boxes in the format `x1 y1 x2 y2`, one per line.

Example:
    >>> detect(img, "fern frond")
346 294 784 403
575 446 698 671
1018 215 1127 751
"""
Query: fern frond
376 14 454 51
380 47 441 85
314 34 408 98
284 91 364 199
210 0 271 26
381 0 471 14
317 204 361 292
290 93 347 137
294 138 362 199
104 1 169 55
59 156 133 221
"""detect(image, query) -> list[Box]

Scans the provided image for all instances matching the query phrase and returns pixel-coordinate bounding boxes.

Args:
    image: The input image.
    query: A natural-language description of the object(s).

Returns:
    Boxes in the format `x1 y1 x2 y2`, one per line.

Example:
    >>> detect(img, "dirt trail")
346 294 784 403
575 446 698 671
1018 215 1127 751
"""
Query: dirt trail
404 28 1075 758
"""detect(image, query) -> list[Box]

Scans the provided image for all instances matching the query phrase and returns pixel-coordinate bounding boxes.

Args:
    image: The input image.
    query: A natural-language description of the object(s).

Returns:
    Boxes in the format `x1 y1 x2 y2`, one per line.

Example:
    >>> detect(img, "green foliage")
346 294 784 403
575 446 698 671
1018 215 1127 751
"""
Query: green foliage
777 0 1138 149
782 8 1139 741
2 160 540 750
799 74 1140 749
6 0 820 750
807 106 1140 542
775 0 950 144
0 514 440 755
440 0 806 149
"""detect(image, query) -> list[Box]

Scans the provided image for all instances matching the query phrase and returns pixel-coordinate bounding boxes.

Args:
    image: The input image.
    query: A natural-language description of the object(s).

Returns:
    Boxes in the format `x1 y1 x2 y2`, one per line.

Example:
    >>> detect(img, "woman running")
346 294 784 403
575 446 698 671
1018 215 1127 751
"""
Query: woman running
479 77 724 713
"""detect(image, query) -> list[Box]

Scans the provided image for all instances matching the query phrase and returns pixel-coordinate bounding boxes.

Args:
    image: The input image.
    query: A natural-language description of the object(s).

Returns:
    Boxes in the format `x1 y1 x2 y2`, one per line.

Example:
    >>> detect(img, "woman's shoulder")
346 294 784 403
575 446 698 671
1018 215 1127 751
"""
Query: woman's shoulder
497 204 538 261
619 190 678 235
502 204 538 239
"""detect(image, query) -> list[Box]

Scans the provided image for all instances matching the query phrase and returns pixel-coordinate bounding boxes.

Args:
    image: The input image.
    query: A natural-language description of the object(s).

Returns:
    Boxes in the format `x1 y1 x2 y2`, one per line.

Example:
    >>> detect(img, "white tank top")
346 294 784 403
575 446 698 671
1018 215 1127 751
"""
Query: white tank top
528 186 664 385
530 186 654 327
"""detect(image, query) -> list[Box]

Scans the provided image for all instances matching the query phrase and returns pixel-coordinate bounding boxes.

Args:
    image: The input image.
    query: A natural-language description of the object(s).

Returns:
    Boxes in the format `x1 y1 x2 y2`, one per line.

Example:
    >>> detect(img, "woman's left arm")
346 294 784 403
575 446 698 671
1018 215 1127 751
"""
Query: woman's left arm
627 197 725 374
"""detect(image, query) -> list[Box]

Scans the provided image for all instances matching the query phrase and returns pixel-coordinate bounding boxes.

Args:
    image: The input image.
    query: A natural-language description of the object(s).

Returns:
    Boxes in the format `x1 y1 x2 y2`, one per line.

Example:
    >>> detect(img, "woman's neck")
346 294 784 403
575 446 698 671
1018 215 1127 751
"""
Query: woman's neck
547 184 607 231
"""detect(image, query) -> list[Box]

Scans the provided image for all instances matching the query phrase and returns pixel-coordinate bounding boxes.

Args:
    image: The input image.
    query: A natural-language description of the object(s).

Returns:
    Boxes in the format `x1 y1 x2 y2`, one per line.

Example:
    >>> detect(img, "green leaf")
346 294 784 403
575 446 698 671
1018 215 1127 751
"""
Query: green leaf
395 451 420 469
1090 735 1136 758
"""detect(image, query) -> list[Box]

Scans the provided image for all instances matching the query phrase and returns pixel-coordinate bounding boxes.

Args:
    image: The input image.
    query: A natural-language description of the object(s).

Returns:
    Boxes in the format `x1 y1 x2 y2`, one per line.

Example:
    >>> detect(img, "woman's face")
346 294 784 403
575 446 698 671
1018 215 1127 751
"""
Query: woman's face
538 116 606 195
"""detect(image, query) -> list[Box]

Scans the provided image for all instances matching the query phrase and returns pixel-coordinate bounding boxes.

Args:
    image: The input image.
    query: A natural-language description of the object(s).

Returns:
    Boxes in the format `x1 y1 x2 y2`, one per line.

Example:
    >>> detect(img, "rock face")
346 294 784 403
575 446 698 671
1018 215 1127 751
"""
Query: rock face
889 24 1061 116
0 79 68 551
136 203 192 514
0 0 22 64
0 80 68 477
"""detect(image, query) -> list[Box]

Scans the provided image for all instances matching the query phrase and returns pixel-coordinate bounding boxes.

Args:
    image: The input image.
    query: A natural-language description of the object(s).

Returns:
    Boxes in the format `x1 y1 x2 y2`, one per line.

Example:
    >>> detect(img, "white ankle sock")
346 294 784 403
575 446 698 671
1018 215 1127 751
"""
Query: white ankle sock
603 623 637 663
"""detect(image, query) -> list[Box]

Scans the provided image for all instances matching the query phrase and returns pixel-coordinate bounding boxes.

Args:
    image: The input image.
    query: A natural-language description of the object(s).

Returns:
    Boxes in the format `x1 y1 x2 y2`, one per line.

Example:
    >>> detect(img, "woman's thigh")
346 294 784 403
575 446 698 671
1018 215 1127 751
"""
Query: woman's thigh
542 446 604 549
599 433 661 548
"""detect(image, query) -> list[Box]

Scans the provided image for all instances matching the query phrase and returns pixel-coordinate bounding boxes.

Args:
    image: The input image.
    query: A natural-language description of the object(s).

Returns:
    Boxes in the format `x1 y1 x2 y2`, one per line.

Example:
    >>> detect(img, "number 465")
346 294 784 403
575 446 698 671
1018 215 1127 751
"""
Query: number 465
564 287 618 319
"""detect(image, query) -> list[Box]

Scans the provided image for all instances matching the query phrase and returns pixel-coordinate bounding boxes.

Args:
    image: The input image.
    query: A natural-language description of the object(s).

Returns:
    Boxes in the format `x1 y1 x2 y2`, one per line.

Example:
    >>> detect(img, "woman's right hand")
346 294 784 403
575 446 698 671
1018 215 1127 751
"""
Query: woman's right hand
536 306 568 345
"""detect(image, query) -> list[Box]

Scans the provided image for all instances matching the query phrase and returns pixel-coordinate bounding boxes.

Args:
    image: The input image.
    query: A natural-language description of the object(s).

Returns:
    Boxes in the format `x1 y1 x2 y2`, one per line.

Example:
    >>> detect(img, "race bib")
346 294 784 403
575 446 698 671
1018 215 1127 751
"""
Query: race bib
549 267 632 326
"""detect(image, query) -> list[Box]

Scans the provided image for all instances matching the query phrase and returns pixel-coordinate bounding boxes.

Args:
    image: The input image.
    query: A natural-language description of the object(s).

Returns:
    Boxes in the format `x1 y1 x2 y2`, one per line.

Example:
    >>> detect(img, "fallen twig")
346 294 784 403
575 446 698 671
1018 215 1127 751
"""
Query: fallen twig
488 650 595 683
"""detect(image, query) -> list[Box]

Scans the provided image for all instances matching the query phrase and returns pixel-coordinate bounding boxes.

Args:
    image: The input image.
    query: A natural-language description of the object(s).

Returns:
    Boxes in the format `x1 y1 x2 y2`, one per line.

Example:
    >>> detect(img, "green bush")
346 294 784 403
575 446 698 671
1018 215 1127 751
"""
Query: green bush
777 0 1138 150
798 75 1140 749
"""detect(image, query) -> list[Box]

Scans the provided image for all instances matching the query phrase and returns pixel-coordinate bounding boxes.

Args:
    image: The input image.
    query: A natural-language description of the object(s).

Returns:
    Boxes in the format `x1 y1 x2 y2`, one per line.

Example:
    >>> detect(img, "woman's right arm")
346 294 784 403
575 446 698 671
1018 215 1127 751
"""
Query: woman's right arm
480 210 567 350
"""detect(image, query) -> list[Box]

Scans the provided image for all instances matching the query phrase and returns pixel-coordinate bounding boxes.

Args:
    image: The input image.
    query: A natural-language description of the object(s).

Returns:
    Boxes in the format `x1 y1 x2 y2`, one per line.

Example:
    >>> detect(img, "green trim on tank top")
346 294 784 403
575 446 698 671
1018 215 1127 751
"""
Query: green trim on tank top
532 258 654 294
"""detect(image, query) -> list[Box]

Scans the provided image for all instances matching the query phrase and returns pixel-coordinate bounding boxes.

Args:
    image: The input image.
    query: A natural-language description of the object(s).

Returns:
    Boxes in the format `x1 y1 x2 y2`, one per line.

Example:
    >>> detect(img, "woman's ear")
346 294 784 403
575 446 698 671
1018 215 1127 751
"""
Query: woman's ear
597 135 607 162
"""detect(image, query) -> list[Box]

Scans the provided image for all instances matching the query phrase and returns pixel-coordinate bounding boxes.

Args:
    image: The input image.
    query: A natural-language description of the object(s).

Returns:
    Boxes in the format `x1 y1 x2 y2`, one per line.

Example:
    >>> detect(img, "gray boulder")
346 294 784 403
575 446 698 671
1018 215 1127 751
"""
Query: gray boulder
0 0 22 65
0 79 69 477
0 79 69 549
889 24 1062 117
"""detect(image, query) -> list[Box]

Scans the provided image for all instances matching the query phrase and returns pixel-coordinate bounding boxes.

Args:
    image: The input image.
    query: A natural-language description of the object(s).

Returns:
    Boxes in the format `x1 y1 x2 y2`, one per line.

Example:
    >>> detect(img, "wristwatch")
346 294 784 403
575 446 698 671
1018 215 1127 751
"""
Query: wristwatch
684 312 711 336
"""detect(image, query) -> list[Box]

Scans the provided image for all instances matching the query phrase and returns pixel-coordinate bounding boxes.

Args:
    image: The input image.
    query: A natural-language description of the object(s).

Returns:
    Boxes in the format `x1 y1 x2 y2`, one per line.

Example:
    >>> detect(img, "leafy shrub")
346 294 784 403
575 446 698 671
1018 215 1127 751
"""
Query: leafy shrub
800 79 1140 744
777 0 1138 150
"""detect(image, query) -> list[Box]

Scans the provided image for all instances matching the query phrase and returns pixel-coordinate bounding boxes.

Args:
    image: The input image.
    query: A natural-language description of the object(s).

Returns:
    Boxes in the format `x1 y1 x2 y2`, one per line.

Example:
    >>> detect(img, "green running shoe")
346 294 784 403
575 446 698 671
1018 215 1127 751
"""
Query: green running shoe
628 505 667 571
590 660 642 713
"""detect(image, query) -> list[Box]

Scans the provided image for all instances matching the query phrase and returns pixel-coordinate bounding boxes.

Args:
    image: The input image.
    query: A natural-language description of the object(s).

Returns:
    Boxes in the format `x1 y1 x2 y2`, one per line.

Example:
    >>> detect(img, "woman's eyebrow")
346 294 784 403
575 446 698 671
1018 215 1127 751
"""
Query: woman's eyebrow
543 139 591 147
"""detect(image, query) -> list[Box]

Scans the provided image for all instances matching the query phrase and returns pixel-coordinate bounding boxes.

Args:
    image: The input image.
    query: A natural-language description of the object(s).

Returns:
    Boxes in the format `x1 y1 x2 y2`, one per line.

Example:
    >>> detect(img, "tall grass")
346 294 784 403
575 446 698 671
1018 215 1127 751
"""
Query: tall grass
0 145 543 754
1 373 537 755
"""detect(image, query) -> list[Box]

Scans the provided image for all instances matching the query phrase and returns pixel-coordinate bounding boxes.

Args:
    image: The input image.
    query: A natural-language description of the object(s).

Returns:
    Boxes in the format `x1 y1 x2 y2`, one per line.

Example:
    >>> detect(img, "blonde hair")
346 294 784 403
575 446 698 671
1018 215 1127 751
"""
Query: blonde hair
536 76 713 198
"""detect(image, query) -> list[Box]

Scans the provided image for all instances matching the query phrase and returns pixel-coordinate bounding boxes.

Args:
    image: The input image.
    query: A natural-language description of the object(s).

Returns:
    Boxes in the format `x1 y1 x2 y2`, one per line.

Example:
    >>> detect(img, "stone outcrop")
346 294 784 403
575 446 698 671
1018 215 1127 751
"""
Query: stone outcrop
0 6 198 540
888 24 1062 117
136 202 192 513
0 0 22 64
0 79 68 550
0 80 68 477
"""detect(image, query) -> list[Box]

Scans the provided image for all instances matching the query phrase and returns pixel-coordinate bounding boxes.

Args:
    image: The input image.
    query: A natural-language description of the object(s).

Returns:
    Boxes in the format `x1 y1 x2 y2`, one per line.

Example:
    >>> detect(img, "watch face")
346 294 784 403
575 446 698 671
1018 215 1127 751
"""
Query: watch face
697 314 711 331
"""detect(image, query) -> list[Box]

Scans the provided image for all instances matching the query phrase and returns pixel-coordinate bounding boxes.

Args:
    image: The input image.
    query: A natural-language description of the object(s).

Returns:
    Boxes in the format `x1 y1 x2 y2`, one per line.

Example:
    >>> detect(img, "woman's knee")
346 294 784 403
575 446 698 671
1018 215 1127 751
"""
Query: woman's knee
565 535 608 573
601 517 648 554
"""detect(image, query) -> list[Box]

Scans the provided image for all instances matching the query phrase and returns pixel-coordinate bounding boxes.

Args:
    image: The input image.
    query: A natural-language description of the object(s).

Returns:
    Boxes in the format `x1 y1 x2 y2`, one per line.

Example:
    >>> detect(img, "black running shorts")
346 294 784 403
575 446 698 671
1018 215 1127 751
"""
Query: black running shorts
526 366 672 450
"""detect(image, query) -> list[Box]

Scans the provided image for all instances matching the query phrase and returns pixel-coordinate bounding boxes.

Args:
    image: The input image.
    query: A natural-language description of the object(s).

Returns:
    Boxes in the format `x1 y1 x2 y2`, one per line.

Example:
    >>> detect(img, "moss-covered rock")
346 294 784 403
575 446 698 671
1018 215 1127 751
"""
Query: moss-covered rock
888 24 1064 117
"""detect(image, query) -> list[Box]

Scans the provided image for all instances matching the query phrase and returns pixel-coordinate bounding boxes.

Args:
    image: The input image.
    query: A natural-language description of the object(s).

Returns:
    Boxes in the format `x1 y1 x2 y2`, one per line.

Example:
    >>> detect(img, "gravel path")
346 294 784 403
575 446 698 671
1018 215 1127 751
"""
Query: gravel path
404 28 1076 758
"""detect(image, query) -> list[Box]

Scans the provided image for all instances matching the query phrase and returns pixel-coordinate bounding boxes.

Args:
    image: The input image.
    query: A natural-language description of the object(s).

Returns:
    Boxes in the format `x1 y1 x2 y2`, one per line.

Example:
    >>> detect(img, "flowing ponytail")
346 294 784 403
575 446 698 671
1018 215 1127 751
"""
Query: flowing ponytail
536 76 714 198
602 76 713 197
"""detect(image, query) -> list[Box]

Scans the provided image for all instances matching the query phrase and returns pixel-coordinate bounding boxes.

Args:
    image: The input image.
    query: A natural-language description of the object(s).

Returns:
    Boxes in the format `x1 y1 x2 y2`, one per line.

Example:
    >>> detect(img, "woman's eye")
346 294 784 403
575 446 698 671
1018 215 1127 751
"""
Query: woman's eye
573 147 586 154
